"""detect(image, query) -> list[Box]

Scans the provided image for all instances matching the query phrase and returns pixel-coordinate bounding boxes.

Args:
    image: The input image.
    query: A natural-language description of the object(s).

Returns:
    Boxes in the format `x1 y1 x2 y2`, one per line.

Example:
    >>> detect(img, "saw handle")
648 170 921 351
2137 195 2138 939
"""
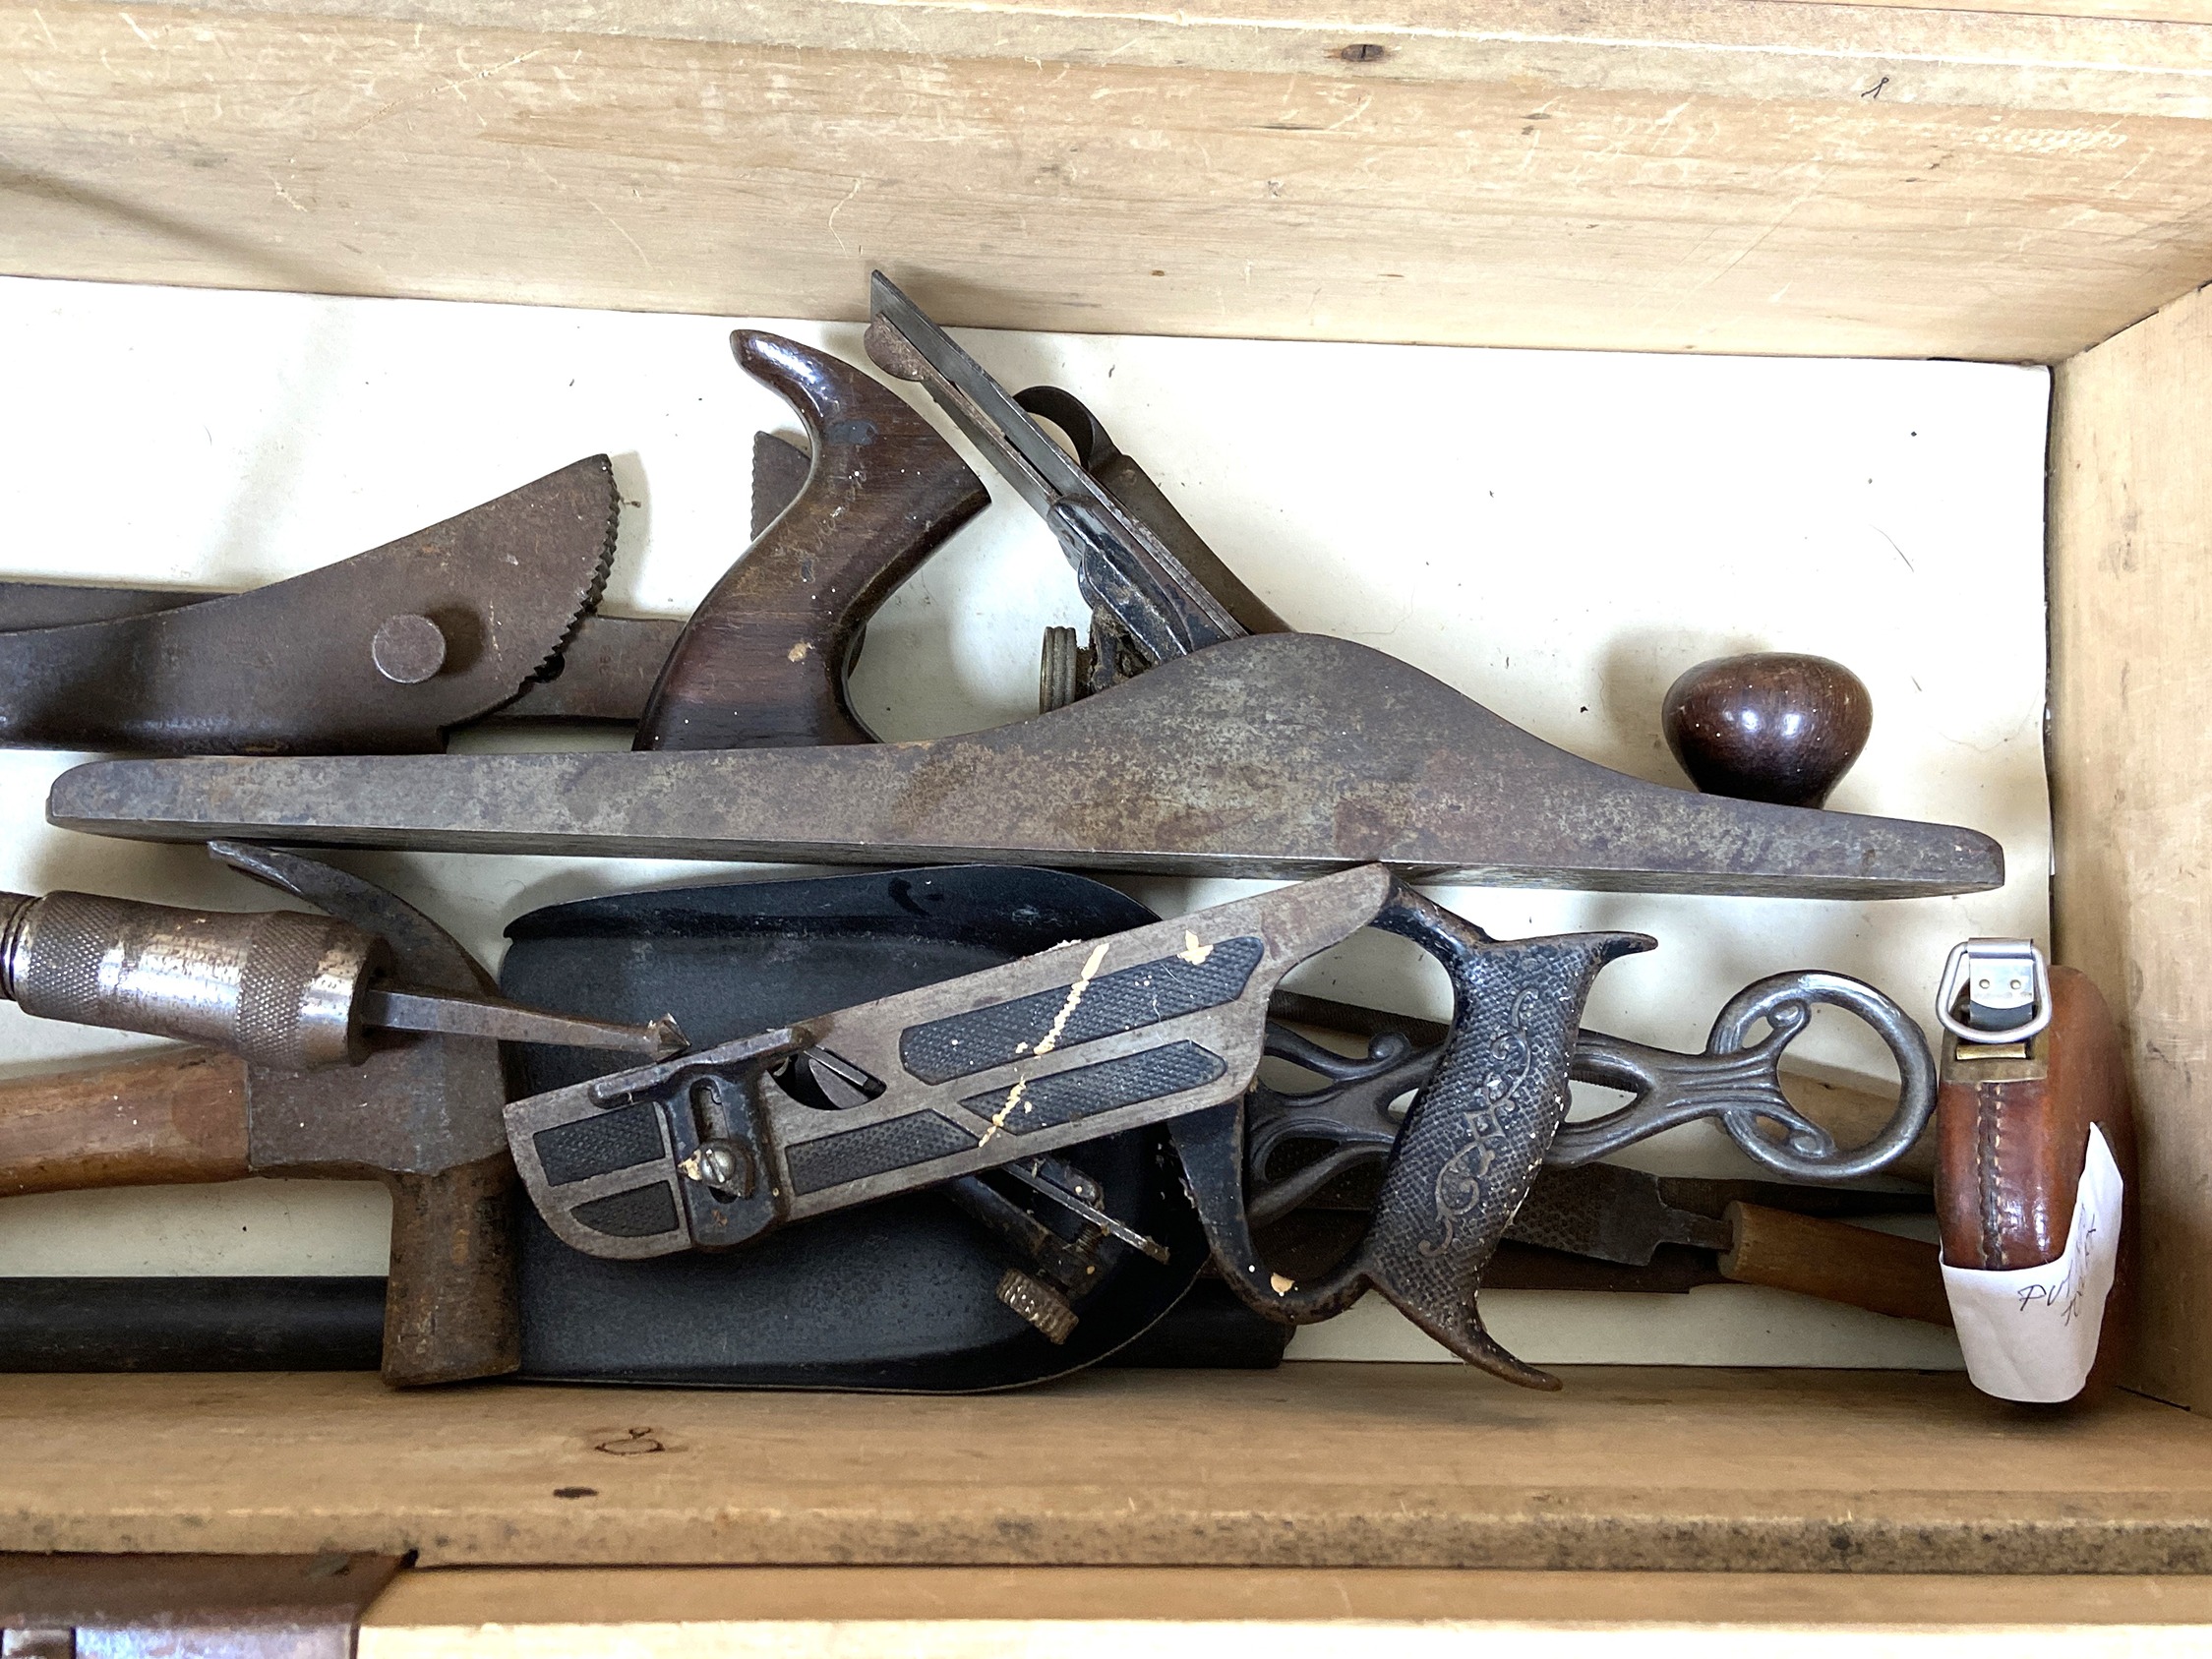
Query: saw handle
0 1047 251 1196
634 330 989 751
1174 887 1649 1390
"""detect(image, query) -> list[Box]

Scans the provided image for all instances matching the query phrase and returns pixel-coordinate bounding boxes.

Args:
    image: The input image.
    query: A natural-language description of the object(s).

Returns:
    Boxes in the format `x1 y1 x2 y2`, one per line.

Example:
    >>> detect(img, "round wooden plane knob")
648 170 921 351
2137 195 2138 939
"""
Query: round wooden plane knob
1662 653 1873 809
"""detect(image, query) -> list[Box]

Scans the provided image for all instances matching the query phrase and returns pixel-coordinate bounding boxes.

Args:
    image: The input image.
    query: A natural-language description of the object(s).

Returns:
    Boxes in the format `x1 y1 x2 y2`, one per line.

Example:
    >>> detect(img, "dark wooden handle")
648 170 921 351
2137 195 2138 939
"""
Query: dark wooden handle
379 1154 520 1387
0 1047 251 1197
1662 653 1873 808
634 330 989 751
1720 1201 1952 1326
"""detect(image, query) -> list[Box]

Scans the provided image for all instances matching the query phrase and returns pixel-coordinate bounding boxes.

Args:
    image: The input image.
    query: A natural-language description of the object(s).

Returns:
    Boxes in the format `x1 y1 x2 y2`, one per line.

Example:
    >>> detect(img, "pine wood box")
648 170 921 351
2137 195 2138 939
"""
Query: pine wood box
5 0 2212 1645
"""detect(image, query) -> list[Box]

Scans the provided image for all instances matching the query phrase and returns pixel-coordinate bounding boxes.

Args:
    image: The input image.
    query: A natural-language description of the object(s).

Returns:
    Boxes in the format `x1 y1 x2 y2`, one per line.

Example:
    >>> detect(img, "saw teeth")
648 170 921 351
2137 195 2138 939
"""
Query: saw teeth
529 453 622 685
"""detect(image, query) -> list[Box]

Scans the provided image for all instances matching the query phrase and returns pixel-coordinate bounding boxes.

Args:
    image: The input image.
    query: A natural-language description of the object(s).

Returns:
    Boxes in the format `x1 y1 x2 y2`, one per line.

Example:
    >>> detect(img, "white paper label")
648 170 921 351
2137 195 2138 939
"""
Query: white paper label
1942 1124 2122 1403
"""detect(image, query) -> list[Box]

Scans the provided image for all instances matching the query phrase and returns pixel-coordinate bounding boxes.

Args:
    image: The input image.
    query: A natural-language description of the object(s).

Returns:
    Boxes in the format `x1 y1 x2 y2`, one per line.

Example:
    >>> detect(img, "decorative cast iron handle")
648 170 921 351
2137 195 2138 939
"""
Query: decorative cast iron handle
1244 969 1936 1225
1173 886 1649 1390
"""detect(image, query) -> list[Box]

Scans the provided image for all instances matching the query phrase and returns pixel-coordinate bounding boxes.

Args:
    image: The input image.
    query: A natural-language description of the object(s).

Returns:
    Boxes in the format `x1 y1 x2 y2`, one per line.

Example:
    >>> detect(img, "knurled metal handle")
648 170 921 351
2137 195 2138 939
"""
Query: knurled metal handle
0 890 385 1071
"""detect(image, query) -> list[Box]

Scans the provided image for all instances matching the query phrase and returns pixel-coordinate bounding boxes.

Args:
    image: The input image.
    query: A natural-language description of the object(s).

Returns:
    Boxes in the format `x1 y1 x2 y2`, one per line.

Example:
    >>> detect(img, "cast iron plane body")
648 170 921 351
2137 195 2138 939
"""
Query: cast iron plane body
49 631 1999 896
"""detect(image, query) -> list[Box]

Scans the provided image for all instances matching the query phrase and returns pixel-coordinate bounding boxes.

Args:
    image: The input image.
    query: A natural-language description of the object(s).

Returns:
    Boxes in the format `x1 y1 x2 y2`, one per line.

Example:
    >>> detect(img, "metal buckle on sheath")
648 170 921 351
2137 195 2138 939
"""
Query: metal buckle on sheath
1936 938 2053 1050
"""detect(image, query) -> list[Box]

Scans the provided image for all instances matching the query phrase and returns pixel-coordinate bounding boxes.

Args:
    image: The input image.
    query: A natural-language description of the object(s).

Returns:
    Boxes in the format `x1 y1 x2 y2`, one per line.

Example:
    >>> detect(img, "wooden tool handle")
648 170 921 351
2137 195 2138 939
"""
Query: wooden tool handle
1719 1201 1951 1326
0 1047 251 1196
634 330 988 751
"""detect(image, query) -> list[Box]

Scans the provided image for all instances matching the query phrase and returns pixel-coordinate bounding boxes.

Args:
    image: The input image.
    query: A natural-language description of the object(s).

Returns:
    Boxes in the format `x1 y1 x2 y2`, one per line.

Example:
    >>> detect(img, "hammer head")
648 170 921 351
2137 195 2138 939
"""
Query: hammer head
215 842 518 1387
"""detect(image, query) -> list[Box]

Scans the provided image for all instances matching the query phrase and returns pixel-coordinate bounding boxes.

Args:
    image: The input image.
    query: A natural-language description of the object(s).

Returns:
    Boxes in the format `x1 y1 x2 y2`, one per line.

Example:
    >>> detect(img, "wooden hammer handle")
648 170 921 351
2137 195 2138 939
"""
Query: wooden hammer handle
0 1047 251 1197
1720 1201 1952 1326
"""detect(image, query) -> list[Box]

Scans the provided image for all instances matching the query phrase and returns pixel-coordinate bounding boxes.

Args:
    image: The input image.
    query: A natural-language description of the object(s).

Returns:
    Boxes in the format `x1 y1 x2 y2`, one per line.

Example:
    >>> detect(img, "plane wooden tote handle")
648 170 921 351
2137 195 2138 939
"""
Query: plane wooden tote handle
634 330 990 751
1720 1202 1952 1326
0 1047 250 1196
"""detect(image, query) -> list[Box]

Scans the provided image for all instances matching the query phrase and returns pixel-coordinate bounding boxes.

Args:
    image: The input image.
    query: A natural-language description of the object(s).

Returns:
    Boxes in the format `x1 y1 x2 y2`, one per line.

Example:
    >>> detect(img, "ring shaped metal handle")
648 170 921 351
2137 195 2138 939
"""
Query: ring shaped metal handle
1547 971 1934 1181
1710 972 1936 1179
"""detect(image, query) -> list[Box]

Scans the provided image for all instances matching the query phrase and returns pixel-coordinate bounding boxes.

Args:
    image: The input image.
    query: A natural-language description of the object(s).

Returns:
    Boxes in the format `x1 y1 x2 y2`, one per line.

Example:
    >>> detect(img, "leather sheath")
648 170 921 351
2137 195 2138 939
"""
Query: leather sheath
1936 966 2135 1395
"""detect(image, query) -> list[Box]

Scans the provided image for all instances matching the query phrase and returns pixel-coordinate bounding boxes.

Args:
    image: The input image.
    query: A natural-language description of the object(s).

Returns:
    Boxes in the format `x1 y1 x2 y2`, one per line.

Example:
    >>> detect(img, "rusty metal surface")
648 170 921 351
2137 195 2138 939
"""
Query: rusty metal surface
0 580 204 628
0 578 680 727
219 843 508 1178
491 614 681 722
1504 1163 1735 1262
0 458 617 753
0 431 821 735
0 1551 399 1658
867 276 1240 671
52 632 2004 898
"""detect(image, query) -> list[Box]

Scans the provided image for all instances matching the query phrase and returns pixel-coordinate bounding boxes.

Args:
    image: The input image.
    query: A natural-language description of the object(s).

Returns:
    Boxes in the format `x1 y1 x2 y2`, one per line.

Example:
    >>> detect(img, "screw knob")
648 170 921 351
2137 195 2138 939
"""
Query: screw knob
995 1268 1078 1343
1662 653 1872 809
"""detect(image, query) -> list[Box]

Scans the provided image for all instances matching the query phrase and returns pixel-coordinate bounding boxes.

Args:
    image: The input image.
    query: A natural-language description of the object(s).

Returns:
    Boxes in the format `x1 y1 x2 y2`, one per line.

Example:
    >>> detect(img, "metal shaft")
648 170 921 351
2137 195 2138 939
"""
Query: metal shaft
357 987 684 1058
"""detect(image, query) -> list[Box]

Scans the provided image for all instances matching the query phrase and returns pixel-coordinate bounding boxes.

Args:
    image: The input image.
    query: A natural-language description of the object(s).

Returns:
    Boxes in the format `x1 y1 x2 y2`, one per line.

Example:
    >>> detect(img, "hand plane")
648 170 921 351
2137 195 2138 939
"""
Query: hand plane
44 286 2002 898
506 863 1651 1388
499 860 1938 1389
496 863 1928 1392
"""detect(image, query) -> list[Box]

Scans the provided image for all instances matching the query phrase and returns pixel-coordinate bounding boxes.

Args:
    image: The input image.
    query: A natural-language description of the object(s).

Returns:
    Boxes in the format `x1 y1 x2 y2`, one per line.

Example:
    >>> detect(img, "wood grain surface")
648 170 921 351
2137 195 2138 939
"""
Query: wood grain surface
6 1364 2212 1570
360 1563 2212 1629
1720 1203 1951 1325
0 1047 250 1196
2050 277 2212 1412
354 1564 2212 1657
5 1 2212 360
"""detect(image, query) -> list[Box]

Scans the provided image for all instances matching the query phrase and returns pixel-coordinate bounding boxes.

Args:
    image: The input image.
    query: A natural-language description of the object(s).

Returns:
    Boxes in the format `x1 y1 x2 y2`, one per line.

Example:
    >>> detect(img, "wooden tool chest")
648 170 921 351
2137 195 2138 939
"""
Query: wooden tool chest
4 0 2212 1647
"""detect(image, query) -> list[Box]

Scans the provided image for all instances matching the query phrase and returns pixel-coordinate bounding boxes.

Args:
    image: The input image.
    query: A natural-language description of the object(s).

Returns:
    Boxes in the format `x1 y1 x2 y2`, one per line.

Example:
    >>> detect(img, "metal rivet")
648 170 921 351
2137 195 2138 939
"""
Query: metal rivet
372 614 448 683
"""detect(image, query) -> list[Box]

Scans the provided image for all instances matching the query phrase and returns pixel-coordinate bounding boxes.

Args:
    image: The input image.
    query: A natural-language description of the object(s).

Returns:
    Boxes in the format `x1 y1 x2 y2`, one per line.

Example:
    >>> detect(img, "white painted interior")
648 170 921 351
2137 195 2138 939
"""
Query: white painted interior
0 275 2052 1366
